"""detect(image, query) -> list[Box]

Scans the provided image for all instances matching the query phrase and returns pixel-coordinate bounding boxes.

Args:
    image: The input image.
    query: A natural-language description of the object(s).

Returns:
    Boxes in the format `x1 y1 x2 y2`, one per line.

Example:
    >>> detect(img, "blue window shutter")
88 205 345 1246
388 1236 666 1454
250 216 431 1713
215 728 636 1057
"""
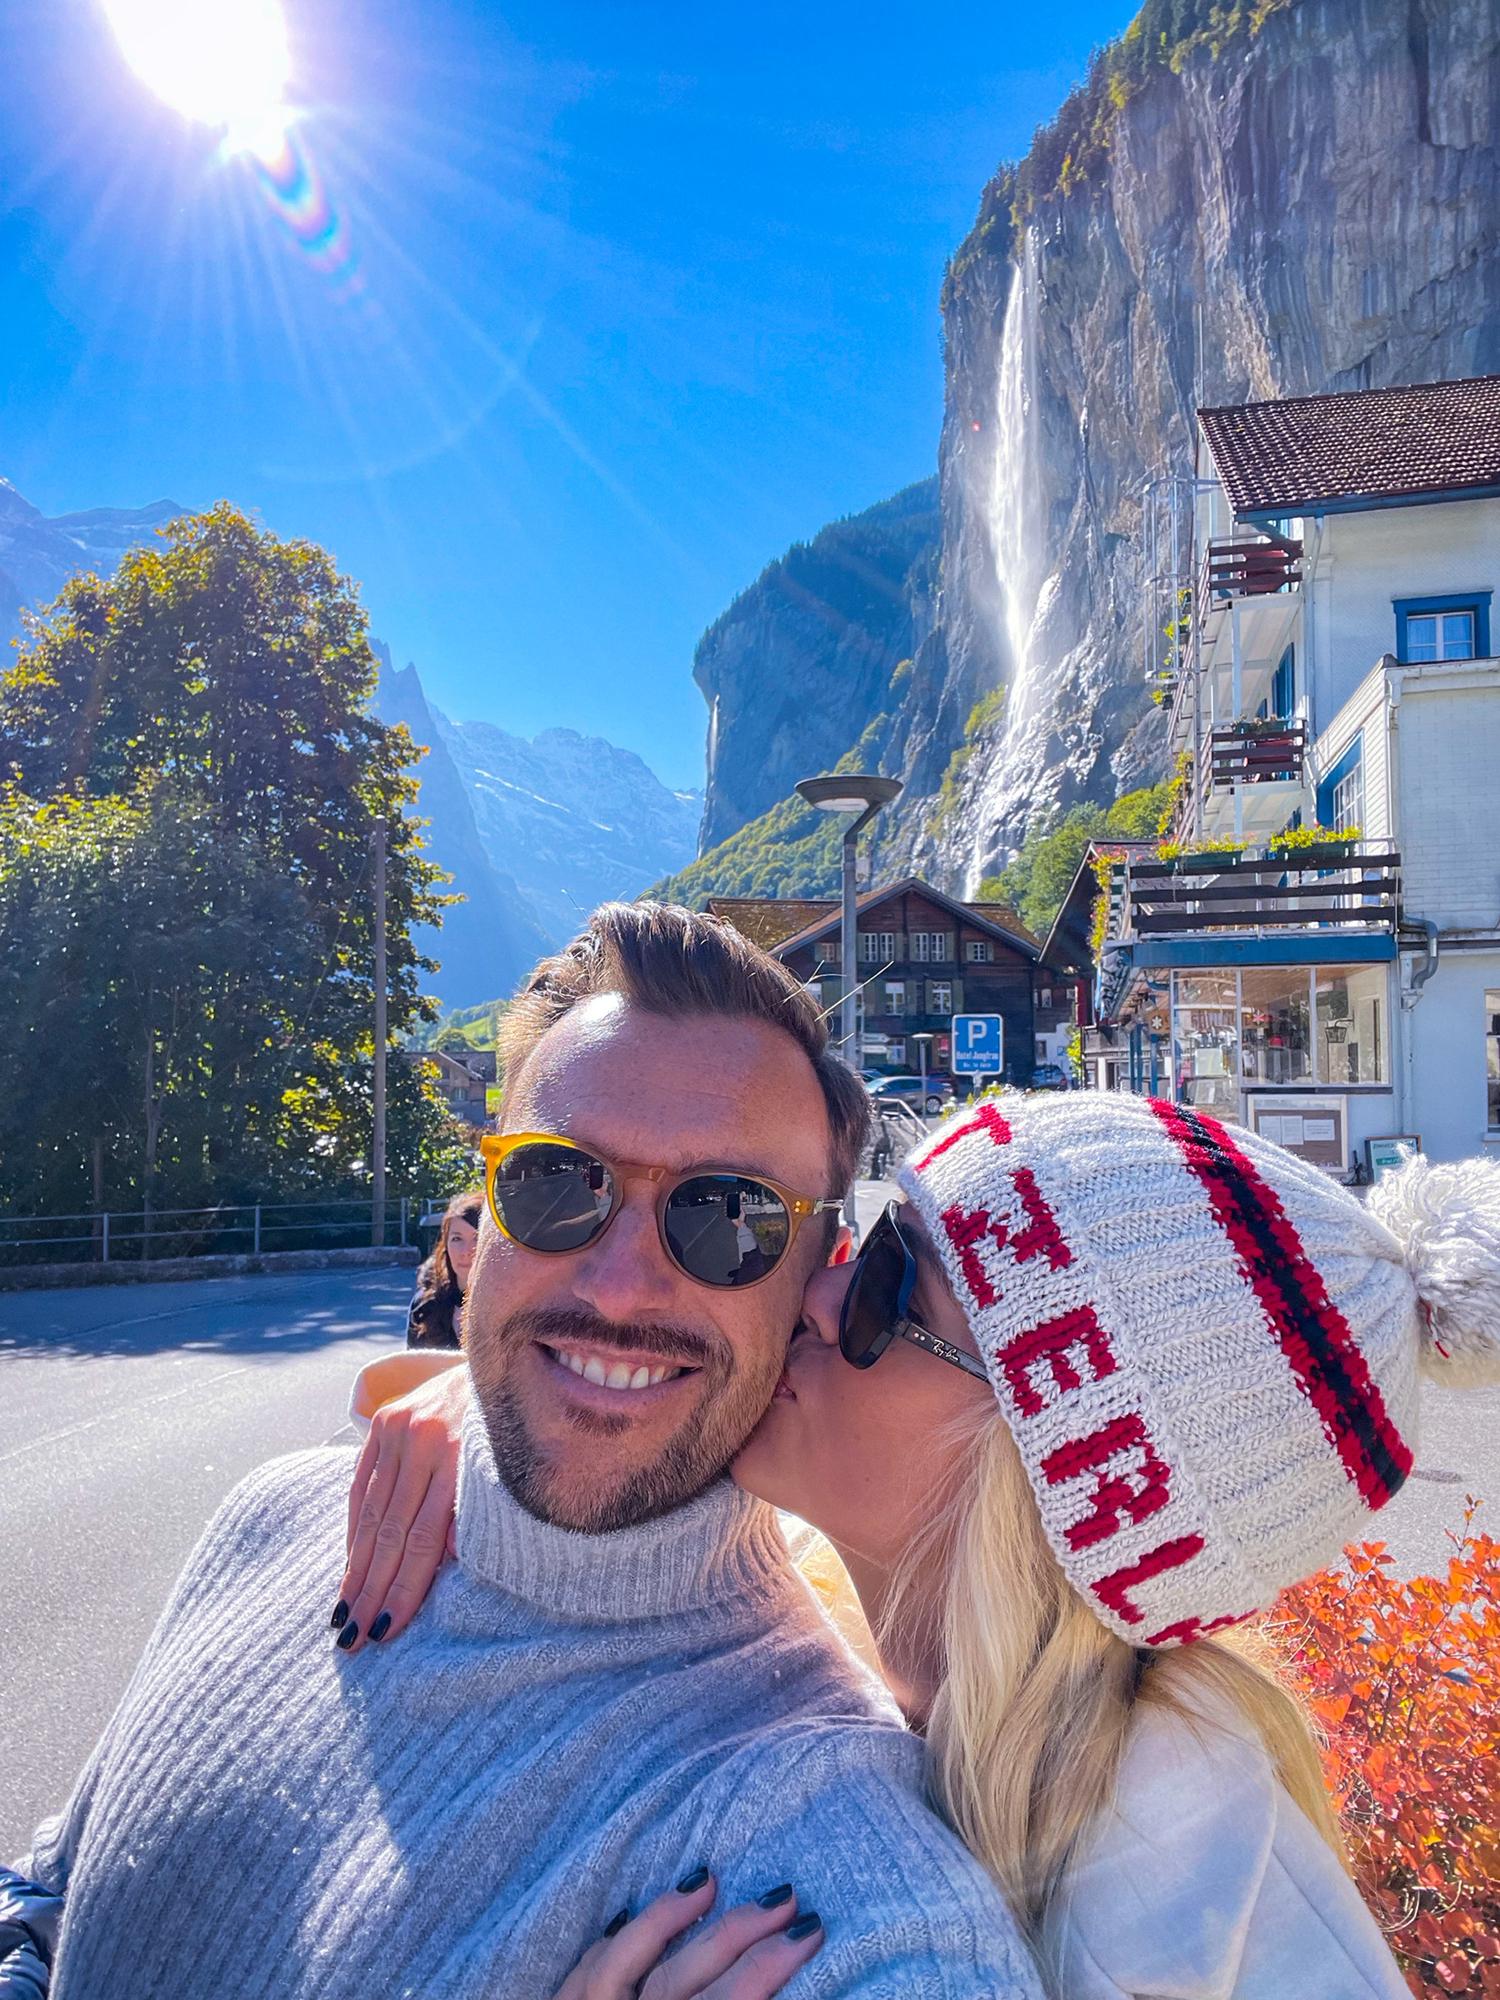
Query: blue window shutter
1316 734 1363 827
1272 646 1295 719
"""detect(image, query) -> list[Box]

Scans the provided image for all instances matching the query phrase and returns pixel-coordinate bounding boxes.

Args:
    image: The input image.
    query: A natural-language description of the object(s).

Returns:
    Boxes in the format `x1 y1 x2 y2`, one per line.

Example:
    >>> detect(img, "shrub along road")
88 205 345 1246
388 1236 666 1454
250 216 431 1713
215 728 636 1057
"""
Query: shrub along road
1 1196 1493 1861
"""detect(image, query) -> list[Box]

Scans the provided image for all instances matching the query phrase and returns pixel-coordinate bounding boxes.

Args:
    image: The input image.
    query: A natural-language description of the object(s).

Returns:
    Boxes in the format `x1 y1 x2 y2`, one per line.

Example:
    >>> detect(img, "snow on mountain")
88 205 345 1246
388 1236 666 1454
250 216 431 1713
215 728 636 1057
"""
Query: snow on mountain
0 478 181 642
438 712 701 947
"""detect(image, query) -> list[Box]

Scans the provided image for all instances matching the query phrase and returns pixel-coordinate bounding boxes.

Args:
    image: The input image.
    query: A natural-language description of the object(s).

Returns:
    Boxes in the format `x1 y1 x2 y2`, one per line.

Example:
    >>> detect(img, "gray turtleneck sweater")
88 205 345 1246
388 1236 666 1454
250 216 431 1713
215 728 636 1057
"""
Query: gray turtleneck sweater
25 1406 1040 1999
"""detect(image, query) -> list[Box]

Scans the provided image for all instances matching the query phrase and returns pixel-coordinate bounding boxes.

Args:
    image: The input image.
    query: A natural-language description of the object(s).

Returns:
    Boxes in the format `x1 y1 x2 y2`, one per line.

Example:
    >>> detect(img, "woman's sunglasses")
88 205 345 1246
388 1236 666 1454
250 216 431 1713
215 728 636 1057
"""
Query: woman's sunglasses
480 1132 842 1292
839 1202 990 1382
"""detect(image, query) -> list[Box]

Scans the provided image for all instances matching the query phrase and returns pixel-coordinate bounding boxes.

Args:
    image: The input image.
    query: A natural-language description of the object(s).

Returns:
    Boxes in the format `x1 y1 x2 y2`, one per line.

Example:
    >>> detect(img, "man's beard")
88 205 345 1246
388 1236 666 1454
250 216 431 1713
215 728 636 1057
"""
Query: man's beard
474 1304 781 1532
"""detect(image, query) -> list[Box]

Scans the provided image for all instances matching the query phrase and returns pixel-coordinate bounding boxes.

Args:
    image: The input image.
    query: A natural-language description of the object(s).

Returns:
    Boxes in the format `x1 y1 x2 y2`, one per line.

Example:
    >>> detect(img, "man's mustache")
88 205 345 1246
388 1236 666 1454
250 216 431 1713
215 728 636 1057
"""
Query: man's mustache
503 1304 722 1372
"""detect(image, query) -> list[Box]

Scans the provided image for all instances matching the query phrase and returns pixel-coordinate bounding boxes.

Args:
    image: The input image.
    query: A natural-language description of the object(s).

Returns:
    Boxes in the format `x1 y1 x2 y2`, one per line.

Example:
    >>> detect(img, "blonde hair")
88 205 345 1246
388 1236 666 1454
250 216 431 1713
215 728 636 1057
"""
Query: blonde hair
811 1399 1345 1992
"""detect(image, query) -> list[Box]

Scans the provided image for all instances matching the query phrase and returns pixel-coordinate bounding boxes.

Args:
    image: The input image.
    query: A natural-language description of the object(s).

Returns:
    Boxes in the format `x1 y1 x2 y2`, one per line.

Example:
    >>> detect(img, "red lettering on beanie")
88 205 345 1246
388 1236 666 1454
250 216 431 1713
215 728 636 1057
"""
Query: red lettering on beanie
916 1100 1012 1171
940 1171 1073 1311
1043 1414 1172 1550
997 1306 1117 1418
1143 1610 1245 1648
1091 1535 1206 1626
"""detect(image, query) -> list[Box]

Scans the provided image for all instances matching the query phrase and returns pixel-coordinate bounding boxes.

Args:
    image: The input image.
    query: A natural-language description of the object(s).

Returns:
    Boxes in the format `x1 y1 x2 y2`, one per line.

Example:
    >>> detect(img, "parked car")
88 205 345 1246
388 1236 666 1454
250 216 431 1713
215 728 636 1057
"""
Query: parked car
867 1073 950 1116
1029 1062 1072 1092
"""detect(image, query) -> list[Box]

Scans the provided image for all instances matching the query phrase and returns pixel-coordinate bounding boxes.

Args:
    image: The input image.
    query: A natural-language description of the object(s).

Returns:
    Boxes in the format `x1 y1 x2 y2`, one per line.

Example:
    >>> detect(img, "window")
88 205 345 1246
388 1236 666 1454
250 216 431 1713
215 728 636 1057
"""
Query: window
1240 967 1312 1088
887 1038 906 1066
859 930 896 964
1316 735 1363 835
929 981 953 1015
1039 986 1054 1010
911 931 952 963
883 980 906 1015
1316 965 1385 1085
1271 645 1295 721
1488 993 1500 1131
1171 965 1391 1101
1395 592 1491 664
966 939 992 963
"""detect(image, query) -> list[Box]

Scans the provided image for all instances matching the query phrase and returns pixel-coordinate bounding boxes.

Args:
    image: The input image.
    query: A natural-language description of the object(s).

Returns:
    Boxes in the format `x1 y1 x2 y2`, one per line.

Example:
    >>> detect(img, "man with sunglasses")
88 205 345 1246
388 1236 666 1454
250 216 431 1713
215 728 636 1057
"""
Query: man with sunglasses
19 902 1041 2000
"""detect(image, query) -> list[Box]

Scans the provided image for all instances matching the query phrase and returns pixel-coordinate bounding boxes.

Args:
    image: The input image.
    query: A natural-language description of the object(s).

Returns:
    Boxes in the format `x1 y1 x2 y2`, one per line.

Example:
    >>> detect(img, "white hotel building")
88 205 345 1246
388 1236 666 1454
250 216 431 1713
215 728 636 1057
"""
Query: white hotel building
1082 374 1500 1176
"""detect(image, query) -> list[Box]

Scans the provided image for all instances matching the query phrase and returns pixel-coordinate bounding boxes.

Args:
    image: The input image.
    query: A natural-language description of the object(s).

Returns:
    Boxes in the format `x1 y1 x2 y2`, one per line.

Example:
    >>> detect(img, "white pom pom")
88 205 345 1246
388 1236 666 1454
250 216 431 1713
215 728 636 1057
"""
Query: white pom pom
1368 1153 1500 1386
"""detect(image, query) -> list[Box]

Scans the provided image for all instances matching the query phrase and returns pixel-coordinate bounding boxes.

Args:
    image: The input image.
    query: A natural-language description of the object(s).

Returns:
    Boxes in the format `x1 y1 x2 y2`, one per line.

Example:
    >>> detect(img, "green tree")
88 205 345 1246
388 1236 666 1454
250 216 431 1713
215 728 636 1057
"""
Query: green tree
0 507 465 1218
996 781 1171 938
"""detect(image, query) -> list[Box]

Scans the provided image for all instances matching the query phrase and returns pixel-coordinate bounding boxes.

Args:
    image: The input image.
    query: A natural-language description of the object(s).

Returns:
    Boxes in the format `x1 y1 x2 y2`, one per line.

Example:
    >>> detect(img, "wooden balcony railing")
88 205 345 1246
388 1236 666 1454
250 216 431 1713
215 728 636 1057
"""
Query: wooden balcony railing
1125 846 1400 938
1200 535 1303 607
1206 720 1307 790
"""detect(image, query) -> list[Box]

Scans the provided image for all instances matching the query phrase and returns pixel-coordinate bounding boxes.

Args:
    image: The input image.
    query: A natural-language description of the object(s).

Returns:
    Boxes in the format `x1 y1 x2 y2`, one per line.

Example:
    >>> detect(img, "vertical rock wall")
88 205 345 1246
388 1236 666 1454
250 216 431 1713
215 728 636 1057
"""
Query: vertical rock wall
912 0 1499 884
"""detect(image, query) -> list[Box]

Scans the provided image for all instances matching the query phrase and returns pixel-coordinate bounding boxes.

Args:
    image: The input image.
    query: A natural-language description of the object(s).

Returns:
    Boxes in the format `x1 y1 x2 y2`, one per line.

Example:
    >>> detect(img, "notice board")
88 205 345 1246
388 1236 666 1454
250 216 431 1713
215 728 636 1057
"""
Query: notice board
1244 1094 1348 1175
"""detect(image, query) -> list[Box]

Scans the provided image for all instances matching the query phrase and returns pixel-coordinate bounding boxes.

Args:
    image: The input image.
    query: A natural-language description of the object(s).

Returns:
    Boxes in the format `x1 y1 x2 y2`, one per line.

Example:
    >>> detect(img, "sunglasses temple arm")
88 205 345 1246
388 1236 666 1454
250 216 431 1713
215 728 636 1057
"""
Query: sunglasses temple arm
900 1321 991 1384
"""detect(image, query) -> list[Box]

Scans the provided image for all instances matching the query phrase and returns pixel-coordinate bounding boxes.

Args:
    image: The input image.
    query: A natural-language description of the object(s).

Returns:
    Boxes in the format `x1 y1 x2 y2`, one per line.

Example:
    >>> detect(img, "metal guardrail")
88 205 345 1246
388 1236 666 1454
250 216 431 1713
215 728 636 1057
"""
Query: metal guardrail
0 1196 448 1270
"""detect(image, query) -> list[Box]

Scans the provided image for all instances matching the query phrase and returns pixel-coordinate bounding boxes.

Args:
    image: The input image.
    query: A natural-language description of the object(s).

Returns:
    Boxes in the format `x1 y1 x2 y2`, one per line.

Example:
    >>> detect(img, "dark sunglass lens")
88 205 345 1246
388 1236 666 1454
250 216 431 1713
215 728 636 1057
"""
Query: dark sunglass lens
664 1177 792 1288
491 1143 613 1252
840 1215 909 1366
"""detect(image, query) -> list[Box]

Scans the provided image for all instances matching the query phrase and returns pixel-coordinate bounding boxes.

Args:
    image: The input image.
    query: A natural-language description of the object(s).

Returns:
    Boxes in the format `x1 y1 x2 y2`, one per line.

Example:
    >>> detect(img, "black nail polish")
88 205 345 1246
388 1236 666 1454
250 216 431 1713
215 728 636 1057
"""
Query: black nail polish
602 1908 630 1938
785 1912 822 1942
369 1611 392 1642
330 1600 349 1630
335 1619 360 1651
756 1883 794 1910
676 1865 710 1894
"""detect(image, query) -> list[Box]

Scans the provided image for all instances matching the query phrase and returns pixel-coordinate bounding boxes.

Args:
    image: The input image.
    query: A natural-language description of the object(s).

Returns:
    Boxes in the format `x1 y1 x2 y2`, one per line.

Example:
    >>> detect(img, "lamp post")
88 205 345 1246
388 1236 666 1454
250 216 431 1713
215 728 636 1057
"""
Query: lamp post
795 774 903 1074
912 1032 935 1115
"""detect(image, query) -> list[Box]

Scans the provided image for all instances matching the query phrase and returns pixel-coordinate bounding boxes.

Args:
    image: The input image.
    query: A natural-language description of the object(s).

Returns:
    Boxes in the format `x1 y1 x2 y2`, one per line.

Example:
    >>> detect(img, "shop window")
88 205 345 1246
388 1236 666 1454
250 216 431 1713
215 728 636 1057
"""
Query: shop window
1487 992 1500 1132
1316 965 1385 1085
1395 592 1490 664
887 1038 907 1066
1240 967 1313 1088
1171 971 1239 1115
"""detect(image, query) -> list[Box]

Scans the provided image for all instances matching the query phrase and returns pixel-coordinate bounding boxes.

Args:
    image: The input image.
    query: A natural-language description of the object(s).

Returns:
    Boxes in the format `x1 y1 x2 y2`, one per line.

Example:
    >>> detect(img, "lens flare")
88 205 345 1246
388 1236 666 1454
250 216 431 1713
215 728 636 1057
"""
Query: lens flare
252 129 362 298
102 0 291 152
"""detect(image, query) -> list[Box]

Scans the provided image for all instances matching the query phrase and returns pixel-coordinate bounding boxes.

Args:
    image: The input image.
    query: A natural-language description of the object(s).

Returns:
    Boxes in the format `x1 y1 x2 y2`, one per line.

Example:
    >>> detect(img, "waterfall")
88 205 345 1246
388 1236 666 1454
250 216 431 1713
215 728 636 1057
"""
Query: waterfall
964 232 1050 891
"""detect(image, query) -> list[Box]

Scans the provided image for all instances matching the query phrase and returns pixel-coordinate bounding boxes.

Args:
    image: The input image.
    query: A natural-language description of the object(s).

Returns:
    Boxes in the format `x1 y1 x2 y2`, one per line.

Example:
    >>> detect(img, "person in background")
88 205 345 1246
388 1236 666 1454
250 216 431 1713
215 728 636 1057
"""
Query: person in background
406 1190 482 1349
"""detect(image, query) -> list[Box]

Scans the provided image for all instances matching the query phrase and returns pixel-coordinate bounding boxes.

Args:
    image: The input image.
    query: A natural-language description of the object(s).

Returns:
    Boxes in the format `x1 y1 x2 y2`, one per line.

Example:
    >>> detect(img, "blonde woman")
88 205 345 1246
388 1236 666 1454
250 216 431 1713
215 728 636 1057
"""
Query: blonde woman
339 1093 1500 1997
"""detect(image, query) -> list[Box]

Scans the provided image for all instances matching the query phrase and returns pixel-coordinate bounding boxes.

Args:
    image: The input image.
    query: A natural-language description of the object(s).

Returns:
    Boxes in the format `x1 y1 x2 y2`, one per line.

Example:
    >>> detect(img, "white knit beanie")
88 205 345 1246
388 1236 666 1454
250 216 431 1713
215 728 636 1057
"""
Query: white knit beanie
896 1091 1500 1649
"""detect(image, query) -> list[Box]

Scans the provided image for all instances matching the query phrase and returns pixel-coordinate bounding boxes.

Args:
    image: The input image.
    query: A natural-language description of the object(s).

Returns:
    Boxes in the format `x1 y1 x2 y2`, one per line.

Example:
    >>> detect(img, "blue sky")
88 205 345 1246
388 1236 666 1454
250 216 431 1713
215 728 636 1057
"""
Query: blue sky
1 0 1132 788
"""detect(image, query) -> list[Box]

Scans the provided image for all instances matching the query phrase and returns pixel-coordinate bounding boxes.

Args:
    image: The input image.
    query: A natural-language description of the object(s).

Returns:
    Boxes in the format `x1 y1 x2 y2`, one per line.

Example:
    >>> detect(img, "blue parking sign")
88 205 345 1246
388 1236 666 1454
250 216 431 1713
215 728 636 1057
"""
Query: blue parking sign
952 1013 1003 1076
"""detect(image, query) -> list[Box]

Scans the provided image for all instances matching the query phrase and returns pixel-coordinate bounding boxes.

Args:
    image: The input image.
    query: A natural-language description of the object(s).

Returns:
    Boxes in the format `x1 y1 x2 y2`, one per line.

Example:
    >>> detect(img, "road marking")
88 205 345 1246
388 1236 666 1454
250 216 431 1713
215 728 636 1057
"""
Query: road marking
0 1363 254 1468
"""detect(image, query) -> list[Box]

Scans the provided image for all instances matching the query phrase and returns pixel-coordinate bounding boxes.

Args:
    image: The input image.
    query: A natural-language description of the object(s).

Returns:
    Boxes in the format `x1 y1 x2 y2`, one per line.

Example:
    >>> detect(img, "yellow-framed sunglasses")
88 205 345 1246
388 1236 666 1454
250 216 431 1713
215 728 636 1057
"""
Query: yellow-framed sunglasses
480 1131 842 1291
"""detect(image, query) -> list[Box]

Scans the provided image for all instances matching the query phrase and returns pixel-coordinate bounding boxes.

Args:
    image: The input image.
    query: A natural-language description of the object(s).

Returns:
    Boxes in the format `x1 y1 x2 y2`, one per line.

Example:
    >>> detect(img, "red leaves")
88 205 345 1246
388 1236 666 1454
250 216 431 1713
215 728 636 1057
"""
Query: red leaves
1268 1501 1500 1998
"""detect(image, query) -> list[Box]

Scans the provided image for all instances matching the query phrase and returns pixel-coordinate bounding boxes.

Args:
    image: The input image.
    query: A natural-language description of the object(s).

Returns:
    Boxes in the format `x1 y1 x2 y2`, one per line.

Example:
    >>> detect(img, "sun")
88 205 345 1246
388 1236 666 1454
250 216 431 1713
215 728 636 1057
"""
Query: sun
102 0 292 155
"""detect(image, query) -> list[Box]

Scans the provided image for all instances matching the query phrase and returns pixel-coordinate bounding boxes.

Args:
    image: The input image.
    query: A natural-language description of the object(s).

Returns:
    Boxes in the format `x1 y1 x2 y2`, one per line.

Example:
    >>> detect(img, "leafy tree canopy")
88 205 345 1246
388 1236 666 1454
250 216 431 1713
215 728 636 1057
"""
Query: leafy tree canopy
0 506 468 1218
994 781 1172 939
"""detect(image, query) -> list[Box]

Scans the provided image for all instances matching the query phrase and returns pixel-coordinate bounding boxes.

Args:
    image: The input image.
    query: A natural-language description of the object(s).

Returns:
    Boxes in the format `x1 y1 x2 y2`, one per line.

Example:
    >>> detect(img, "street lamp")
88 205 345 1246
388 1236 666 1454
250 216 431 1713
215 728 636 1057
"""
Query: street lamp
795 773 903 1076
911 1032 935 1114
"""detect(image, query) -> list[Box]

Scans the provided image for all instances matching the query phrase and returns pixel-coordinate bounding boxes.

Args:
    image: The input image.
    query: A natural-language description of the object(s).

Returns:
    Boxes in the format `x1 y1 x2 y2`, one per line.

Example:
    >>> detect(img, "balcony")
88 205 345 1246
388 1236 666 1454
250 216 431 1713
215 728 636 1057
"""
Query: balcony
1124 845 1400 941
1200 534 1303 608
1206 719 1307 790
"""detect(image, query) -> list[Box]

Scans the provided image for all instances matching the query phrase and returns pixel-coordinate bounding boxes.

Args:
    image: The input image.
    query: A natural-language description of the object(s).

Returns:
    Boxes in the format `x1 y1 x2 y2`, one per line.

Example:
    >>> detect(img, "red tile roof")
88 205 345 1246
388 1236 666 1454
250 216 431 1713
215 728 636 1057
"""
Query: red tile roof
1199 375 1500 517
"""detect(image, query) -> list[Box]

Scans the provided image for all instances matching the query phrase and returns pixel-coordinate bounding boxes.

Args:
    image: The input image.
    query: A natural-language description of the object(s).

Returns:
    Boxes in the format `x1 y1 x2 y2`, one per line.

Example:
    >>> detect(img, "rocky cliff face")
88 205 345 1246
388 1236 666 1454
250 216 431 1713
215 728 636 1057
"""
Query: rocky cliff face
921 0 1500 886
694 479 938 851
440 713 700 946
682 0 1499 900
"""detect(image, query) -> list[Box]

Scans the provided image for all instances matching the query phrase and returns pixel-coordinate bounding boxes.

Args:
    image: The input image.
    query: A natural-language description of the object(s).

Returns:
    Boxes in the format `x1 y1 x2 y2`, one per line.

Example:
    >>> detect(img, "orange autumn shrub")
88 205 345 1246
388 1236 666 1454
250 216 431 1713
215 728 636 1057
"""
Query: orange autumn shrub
1270 1501 1500 1997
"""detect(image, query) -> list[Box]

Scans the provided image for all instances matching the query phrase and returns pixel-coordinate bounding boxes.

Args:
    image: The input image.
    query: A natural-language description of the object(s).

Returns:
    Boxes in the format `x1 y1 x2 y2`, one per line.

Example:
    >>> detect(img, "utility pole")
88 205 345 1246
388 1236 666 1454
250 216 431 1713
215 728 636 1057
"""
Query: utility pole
371 817 388 1248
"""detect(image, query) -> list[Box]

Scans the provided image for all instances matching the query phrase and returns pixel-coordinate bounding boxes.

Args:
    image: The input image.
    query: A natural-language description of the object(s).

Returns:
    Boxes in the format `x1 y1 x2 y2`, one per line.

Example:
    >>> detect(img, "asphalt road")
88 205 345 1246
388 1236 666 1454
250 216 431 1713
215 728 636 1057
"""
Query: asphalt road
2 1182 1496 1862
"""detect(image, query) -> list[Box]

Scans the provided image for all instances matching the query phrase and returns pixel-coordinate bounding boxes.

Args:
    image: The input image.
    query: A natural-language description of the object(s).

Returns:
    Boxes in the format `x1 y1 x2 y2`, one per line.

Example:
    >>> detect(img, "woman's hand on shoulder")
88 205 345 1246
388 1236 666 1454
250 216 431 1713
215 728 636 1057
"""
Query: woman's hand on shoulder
555 1872 822 2000
332 1361 469 1652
